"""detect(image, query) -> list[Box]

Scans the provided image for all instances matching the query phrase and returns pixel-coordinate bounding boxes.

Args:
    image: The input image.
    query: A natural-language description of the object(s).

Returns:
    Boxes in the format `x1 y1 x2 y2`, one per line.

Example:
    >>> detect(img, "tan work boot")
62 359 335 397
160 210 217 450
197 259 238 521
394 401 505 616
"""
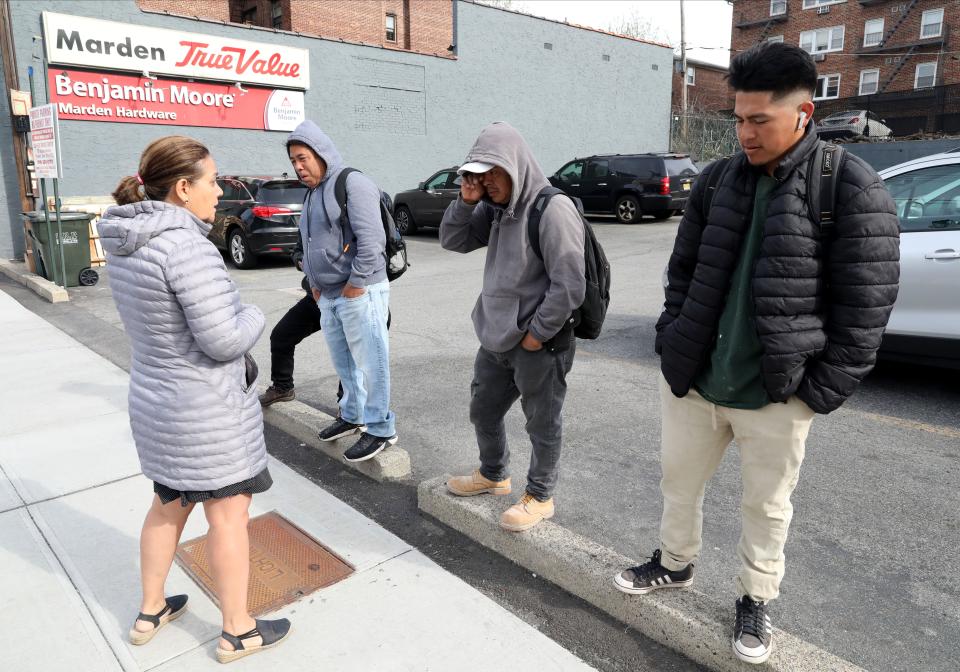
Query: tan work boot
446 469 511 497
500 492 554 532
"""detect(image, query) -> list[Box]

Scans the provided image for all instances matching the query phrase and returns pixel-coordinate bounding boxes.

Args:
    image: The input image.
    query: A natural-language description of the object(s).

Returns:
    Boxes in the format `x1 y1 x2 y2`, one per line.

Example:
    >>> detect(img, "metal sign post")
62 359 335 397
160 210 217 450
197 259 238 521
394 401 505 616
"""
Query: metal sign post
26 65 60 286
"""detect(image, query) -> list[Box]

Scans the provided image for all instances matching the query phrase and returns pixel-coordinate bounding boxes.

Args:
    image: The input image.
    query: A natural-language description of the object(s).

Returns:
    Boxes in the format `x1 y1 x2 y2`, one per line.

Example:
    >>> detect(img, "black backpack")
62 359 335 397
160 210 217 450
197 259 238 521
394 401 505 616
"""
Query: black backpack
703 143 845 236
334 167 409 282
526 186 611 340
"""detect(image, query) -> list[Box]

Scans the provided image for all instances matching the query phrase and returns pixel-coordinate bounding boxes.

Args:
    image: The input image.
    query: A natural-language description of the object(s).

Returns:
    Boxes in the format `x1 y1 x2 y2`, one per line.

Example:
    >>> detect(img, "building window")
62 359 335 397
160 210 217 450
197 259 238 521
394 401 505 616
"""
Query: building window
271 0 282 29
859 69 879 95
767 34 784 43
385 13 397 42
814 73 841 100
800 26 844 54
863 18 884 47
802 0 845 8
920 8 943 39
914 62 937 89
686 67 695 85
770 0 787 16
241 6 257 25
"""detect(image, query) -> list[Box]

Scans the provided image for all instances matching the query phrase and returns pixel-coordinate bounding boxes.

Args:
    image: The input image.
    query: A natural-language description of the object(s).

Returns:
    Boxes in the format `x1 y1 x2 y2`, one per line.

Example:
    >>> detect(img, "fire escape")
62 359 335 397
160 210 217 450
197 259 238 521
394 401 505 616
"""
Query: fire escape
856 0 946 94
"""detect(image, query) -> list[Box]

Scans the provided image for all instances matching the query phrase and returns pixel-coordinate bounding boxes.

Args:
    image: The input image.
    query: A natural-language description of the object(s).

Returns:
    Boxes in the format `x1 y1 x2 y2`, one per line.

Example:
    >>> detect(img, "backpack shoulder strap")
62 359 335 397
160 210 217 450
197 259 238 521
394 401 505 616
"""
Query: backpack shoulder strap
527 186 568 261
702 156 730 220
815 144 844 238
334 167 360 222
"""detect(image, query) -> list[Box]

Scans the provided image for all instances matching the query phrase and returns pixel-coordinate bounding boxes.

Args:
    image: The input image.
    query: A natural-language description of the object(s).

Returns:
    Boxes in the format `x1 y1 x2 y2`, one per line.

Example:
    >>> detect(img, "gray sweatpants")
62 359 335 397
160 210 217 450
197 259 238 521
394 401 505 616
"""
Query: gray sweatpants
470 341 576 501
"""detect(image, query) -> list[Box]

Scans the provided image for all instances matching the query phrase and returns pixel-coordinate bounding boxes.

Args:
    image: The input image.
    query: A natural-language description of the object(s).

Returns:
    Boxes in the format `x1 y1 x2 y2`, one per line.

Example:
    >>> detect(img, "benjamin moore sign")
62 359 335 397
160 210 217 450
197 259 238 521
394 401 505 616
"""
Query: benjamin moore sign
42 12 309 90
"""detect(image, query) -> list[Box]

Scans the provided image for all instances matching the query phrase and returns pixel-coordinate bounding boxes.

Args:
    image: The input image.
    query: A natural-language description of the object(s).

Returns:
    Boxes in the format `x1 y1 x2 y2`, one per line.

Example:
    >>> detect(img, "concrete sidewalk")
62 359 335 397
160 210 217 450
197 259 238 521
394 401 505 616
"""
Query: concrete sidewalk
0 287 594 672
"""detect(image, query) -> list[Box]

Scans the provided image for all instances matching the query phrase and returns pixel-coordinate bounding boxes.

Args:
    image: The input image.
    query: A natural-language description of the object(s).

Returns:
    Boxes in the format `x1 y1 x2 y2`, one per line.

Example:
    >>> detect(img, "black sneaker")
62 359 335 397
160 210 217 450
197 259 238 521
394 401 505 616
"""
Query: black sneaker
343 432 398 462
613 549 694 595
733 596 773 664
318 418 366 442
259 386 295 407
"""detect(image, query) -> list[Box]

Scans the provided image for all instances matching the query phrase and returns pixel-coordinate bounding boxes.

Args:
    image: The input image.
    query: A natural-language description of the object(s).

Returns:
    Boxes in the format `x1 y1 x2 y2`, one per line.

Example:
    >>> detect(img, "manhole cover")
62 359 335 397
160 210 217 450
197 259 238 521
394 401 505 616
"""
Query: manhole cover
176 511 353 615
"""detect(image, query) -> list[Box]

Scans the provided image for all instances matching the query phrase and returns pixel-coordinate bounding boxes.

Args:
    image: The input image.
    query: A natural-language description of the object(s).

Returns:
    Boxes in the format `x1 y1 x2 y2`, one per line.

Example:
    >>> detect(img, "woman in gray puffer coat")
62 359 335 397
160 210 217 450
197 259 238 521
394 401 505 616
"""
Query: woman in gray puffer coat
99 136 290 663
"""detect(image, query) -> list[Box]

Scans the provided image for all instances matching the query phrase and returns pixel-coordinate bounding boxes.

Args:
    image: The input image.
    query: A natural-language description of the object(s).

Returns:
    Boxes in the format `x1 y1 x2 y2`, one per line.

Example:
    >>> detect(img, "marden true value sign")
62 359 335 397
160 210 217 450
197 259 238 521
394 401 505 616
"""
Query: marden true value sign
50 69 305 131
42 12 309 90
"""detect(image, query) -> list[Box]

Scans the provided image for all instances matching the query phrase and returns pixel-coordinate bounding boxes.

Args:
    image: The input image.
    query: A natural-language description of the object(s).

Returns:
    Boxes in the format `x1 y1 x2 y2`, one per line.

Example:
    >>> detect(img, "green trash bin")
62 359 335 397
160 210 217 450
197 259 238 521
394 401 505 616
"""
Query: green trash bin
23 211 99 288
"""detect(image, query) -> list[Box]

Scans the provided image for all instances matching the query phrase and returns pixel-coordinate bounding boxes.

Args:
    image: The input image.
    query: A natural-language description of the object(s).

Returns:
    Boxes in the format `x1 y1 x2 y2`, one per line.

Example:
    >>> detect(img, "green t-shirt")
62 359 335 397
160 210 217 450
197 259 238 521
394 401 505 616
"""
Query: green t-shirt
694 175 778 410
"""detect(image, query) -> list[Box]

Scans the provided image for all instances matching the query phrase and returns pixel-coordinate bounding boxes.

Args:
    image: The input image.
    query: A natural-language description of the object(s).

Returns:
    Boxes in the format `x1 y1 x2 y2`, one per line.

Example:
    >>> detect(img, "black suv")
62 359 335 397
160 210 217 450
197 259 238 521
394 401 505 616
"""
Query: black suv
211 176 307 269
549 153 699 223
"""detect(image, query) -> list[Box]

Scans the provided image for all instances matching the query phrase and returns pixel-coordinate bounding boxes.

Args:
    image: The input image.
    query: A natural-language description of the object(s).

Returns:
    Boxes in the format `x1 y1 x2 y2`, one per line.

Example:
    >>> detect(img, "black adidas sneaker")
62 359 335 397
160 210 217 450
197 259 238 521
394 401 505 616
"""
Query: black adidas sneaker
613 549 694 595
733 595 773 664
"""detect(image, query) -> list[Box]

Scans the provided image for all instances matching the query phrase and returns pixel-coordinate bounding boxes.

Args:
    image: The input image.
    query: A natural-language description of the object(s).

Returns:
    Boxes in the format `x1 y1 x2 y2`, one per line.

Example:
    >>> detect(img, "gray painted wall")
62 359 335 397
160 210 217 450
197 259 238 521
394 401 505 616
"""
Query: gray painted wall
0 37 22 258
1 0 672 257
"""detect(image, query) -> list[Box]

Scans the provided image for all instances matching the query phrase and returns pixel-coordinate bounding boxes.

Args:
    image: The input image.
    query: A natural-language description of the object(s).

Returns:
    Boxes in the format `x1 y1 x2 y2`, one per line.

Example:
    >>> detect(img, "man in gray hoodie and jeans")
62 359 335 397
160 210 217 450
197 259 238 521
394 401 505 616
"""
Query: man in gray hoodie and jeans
442 122 585 532
286 120 397 462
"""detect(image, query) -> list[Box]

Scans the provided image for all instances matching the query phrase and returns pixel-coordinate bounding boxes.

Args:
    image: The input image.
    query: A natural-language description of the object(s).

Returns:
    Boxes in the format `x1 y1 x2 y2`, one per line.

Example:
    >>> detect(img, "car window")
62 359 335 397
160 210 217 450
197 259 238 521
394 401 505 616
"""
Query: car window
257 181 308 204
883 164 960 232
613 157 656 179
867 111 883 122
585 160 609 179
218 179 241 201
664 158 699 177
426 172 451 190
558 161 584 182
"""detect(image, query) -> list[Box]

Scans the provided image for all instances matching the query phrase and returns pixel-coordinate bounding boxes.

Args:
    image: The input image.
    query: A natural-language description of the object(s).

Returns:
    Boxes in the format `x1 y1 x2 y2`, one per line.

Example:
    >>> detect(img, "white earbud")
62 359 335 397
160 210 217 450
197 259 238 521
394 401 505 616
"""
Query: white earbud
797 111 808 131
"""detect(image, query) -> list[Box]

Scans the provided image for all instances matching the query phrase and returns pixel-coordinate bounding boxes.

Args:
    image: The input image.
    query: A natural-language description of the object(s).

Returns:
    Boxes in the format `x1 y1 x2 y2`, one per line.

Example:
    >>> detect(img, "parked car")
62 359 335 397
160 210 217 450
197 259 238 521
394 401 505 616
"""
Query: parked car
817 110 892 140
392 167 461 234
210 175 306 269
878 149 960 368
548 153 698 224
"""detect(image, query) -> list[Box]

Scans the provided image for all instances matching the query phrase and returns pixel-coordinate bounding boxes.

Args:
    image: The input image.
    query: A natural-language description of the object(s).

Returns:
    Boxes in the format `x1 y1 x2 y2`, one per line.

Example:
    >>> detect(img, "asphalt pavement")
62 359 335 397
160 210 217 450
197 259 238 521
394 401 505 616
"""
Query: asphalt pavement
8 213 960 672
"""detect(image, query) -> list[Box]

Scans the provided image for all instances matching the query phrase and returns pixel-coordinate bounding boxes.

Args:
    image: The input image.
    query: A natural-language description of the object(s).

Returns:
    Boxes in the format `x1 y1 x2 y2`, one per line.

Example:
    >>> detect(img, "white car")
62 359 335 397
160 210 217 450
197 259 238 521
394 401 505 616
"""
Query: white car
818 110 893 139
879 148 960 368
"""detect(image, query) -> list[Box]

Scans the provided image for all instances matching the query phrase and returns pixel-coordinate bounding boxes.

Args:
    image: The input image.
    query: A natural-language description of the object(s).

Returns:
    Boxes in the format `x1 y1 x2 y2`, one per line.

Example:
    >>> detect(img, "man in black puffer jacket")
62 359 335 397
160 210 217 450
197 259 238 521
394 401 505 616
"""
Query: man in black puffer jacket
613 43 899 665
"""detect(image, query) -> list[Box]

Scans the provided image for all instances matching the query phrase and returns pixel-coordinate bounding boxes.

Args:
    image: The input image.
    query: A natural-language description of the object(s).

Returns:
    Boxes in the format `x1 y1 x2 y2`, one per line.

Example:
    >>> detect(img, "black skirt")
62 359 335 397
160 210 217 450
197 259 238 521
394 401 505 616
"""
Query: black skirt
154 468 273 507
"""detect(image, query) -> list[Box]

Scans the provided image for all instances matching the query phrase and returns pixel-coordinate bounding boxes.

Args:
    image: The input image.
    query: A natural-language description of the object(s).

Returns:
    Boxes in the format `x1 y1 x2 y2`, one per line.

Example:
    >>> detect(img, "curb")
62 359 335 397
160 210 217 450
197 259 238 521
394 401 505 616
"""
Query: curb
261 396 411 482
417 476 865 672
0 259 69 303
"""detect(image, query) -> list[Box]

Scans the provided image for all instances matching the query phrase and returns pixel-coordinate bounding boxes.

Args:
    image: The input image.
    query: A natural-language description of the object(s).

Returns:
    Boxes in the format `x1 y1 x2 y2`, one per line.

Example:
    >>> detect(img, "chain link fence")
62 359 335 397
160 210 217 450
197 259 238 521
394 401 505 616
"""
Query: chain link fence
670 111 740 165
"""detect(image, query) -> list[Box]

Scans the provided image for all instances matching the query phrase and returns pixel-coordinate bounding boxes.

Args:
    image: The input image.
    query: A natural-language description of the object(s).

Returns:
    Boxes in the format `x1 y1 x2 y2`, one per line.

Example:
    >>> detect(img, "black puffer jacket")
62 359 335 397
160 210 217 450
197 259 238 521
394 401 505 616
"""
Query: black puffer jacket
656 125 900 414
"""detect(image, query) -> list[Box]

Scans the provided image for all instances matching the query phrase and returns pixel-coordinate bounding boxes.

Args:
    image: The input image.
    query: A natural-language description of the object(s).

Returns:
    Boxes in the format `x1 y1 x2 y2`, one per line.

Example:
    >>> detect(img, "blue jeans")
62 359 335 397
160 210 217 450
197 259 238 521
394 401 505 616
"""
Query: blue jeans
317 281 396 437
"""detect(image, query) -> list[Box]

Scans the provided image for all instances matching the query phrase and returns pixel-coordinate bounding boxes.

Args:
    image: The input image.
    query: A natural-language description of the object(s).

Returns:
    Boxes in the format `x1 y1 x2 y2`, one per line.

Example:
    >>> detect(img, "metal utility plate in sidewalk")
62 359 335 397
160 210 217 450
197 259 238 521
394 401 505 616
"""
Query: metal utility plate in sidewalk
176 511 354 615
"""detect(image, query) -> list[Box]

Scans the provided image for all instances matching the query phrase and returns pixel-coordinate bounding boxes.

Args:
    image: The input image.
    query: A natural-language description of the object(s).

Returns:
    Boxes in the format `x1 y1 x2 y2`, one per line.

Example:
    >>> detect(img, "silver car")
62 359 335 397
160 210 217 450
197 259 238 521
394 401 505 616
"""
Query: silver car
879 149 960 368
818 110 892 140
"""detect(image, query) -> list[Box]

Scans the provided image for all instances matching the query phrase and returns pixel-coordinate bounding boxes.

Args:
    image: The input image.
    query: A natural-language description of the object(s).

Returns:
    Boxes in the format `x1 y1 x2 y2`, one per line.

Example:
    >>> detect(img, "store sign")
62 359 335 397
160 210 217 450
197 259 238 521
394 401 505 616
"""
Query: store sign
42 12 309 90
29 104 63 179
50 69 305 131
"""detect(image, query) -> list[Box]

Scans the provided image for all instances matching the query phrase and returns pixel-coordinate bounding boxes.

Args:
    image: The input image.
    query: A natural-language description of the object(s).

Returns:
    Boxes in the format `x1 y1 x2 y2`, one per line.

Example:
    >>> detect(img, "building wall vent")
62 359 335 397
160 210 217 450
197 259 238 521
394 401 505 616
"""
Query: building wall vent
817 5 831 14
544 42 553 50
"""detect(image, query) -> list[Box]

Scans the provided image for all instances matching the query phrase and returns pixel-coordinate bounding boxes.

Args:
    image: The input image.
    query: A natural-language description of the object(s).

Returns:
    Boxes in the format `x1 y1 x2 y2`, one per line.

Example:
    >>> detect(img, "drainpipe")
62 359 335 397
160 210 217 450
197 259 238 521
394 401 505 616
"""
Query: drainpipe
450 0 458 56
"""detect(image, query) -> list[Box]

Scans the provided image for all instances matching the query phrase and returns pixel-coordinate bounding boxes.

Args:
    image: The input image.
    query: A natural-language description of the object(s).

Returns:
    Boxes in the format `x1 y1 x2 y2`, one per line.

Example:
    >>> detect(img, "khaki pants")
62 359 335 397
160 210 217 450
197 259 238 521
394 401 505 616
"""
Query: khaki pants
658 374 815 601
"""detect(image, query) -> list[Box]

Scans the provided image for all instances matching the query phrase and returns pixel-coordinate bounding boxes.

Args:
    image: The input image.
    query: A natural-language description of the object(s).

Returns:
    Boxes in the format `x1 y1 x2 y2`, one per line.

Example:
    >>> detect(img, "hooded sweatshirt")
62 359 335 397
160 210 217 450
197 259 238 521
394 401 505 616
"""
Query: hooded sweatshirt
287 120 386 298
440 122 586 353
97 200 267 491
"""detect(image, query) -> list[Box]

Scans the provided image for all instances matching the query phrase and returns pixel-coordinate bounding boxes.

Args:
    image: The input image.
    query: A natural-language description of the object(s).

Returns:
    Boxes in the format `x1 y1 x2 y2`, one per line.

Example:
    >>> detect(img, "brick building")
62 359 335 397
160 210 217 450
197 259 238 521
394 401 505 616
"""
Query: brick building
731 0 960 135
672 57 731 112
138 0 454 57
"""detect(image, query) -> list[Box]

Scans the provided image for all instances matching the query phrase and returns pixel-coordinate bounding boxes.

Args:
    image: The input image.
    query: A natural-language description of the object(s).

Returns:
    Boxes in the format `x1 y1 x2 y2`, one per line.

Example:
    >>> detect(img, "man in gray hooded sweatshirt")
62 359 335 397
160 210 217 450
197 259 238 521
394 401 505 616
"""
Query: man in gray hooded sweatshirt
441 122 585 532
286 120 397 462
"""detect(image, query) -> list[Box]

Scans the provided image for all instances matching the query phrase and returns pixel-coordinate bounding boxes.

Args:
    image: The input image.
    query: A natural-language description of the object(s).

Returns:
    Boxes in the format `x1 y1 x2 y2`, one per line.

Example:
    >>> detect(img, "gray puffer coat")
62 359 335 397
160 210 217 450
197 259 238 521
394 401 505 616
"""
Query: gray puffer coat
98 201 267 491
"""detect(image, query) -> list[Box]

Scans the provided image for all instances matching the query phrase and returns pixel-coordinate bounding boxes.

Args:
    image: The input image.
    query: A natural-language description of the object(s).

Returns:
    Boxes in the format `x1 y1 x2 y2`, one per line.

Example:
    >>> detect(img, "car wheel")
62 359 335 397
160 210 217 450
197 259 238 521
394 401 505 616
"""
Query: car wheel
652 210 673 221
229 229 257 269
394 205 417 235
615 195 641 224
